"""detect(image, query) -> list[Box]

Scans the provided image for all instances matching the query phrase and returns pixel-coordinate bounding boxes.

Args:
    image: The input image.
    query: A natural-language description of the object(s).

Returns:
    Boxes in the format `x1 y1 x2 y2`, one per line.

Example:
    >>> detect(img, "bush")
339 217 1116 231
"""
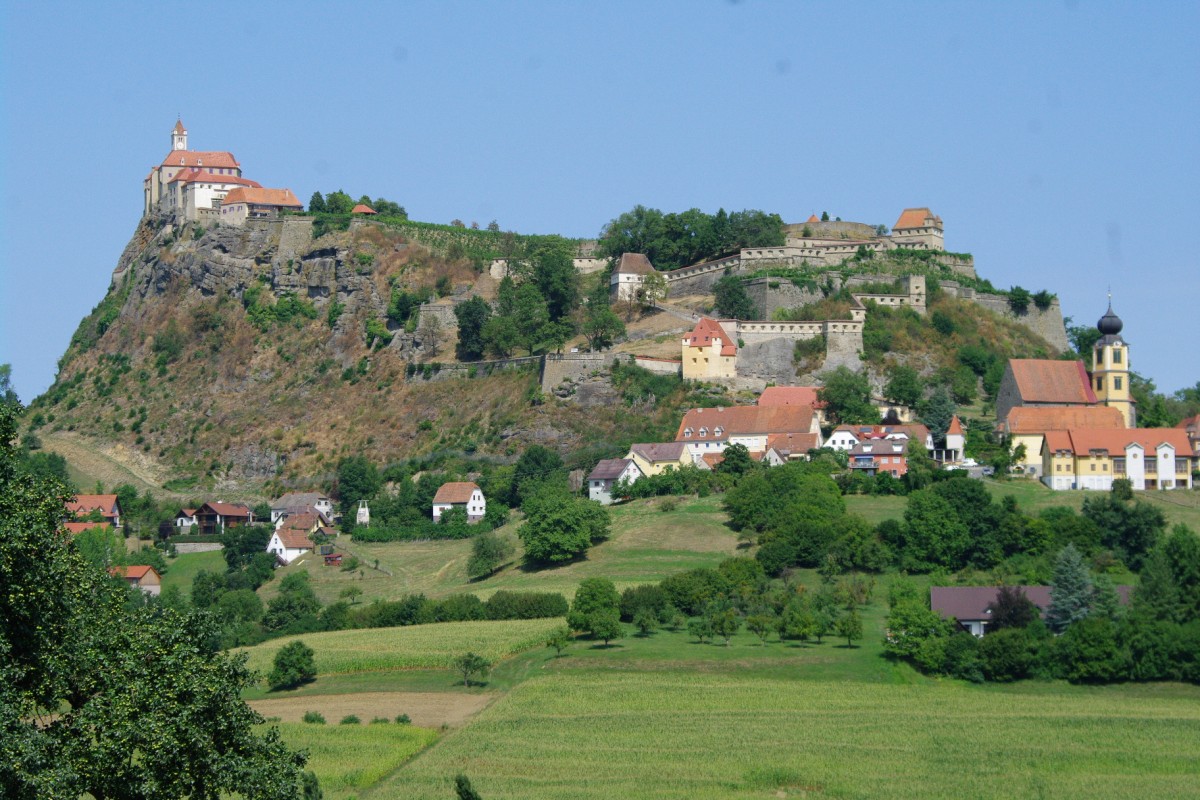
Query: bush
268 640 317 691
395 713 411 724
302 711 326 724
339 715 361 725
369 717 390 725
979 627 1037 682
484 591 569 620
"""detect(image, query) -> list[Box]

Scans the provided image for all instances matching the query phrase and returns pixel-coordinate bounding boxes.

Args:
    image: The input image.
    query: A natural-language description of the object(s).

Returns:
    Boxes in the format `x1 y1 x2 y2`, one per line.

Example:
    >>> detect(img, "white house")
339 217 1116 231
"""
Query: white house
609 253 655 301
271 492 335 525
587 458 643 505
267 528 314 565
432 482 486 523
174 508 198 530
164 168 262 221
675 405 821 461
827 424 934 453
144 119 244 217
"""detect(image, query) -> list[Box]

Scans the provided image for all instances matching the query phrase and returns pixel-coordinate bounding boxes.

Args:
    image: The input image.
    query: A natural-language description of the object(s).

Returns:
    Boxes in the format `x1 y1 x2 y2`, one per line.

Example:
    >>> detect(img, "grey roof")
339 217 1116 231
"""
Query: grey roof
589 459 634 481
629 442 687 462
616 252 655 275
272 492 329 510
930 585 1131 623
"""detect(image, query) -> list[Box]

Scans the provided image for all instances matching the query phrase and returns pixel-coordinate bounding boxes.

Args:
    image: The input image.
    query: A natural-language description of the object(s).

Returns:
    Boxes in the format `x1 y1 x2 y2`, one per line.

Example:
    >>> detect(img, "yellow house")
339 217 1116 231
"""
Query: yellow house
1041 429 1195 491
1091 303 1134 427
626 442 692 476
1000 406 1125 477
681 318 737 380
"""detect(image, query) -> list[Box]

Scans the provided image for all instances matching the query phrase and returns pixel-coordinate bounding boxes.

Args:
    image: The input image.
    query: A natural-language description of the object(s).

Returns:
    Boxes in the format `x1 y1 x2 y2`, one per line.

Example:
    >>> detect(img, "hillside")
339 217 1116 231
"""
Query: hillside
26 211 1067 495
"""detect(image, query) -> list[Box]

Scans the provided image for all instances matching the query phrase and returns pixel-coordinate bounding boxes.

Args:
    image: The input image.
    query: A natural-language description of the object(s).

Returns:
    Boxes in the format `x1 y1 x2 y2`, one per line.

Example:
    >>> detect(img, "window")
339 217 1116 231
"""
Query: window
1113 349 1122 364
683 428 693 438
699 427 708 437
1096 377 1104 391
1115 377 1123 390
1091 463 1096 471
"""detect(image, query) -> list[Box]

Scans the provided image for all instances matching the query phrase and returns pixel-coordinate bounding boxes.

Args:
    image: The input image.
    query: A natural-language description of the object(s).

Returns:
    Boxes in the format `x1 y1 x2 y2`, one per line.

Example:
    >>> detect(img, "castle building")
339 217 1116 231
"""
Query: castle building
610 253 655 301
219 187 303 226
889 208 944 250
144 120 243 216
681 317 737 380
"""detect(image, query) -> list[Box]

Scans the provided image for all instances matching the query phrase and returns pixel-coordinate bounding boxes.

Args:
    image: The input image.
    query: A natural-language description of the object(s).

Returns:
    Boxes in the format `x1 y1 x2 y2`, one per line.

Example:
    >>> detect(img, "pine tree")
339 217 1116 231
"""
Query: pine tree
1046 544 1093 633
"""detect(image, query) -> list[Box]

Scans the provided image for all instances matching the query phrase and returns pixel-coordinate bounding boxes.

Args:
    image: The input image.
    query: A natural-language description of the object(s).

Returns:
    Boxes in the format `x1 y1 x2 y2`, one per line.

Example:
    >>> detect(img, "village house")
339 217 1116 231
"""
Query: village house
848 436 910 478
757 386 828 426
826 423 933 453
1041 428 1194 491
930 585 1131 637
266 512 322 565
174 508 198 530
998 406 1125 477
763 432 822 464
681 317 738 381
64 521 111 535
109 565 163 597
66 494 122 528
432 482 486 523
271 492 335 525
609 253 655 302
587 459 644 505
675 404 821 461
194 501 254 536
625 442 692 476
218 187 303 226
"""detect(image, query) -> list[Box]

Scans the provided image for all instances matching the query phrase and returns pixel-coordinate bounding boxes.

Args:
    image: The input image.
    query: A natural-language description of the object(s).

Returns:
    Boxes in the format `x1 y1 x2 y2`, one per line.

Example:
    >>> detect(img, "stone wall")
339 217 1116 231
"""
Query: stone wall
783 220 880 240
938 282 1069 352
663 254 742 297
632 356 682 375
540 352 613 392
406 355 542 384
417 301 459 331
744 278 824 318
173 542 224 554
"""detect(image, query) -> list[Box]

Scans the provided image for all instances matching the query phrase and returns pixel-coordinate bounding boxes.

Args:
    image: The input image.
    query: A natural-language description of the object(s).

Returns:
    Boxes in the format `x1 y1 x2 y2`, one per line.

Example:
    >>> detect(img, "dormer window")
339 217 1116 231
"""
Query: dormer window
699 427 708 437
684 428 693 438
714 426 724 437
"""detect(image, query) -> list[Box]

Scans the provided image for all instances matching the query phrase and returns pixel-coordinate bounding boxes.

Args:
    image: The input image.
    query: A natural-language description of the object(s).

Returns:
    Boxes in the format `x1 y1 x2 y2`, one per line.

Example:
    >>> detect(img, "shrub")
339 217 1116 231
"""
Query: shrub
268 640 317 691
395 713 411 724
339 715 361 725
369 717 390 725
302 711 326 724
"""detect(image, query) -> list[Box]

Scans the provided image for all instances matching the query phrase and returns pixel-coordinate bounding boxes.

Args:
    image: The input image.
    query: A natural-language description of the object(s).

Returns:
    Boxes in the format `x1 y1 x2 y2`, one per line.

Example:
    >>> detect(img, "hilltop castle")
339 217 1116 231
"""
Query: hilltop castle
142 120 301 224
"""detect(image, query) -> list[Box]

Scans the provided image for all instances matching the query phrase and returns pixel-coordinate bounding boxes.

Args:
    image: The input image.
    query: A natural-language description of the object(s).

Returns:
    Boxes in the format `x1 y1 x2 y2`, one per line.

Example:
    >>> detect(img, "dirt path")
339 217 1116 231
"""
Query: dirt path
249 691 494 728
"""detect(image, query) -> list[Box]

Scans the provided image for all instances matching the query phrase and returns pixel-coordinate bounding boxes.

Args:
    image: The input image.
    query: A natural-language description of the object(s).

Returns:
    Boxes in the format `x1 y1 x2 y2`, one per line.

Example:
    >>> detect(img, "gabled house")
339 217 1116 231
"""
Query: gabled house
432 482 486 523
1042 428 1195 491
587 459 643 505
999 406 1125 477
931 585 1131 637
271 493 335 525
626 442 692 476
848 437 910 478
194 502 254 536
994 359 1098 424
267 528 315 565
174 508 198 529
757 386 827 425
609 253 655 302
763 432 821 464
826 424 933 453
681 318 737 380
675 404 820 460
67 494 122 528
109 565 162 597
64 521 112 535
219 187 303 226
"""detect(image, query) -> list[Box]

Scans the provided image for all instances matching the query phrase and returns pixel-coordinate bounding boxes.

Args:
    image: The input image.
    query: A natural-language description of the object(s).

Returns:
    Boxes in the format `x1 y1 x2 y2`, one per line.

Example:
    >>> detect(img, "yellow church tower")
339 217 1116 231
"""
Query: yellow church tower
1092 300 1134 427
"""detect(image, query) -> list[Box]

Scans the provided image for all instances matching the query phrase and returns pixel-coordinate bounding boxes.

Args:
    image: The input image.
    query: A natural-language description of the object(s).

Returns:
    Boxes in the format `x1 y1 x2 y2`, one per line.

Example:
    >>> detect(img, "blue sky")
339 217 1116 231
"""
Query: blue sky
2 1 1197 402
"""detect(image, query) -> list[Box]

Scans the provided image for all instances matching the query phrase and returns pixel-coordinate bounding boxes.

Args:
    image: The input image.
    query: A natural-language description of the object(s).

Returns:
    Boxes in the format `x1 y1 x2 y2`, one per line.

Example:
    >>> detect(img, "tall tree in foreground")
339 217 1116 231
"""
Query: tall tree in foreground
1046 544 1093 633
0 404 309 799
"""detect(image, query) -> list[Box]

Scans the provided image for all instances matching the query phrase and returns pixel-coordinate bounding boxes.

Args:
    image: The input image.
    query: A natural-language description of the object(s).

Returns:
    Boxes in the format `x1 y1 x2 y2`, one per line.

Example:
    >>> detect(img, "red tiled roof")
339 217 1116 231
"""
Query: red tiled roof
274 529 313 550
947 415 964 436
67 494 119 517
806 214 820 223
351 204 377 215
173 119 186 134
766 432 820 454
616 253 655 276
1007 359 1097 406
676 405 815 442
110 565 160 581
833 424 931 444
758 386 826 409
1043 428 1194 457
1004 406 1124 435
893 207 941 230
1177 415 1200 434
280 512 320 533
167 168 259 187
64 521 111 534
684 318 736 356
222 187 302 208
200 501 252 517
433 482 480 504
160 150 240 169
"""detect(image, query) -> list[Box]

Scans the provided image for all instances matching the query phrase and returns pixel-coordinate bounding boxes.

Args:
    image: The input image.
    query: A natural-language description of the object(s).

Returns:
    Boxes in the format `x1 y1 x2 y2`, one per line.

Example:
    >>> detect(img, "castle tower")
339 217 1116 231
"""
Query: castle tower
171 118 188 151
1092 300 1134 427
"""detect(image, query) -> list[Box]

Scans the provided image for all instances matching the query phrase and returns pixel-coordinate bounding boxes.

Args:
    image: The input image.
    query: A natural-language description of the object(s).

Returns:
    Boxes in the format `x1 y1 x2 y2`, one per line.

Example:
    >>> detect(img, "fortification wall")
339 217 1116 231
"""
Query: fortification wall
664 254 742 297
417 302 459 331
489 256 608 279
744 278 824 318
632 356 682 375
541 352 613 392
783 220 879 240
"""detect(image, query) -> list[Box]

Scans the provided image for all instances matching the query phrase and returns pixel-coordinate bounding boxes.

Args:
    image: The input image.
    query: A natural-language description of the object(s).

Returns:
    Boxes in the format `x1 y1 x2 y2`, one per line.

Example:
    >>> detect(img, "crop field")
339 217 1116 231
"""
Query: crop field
268 494 739 605
268 721 437 799
378 672 1200 800
238 618 566 676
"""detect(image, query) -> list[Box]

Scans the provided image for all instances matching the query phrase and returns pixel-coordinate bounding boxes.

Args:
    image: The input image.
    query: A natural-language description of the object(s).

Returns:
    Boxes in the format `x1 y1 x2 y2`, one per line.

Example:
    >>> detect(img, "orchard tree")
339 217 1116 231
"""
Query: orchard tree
268 641 317 691
567 577 620 631
640 271 668 309
588 610 624 646
452 652 491 687
835 607 863 648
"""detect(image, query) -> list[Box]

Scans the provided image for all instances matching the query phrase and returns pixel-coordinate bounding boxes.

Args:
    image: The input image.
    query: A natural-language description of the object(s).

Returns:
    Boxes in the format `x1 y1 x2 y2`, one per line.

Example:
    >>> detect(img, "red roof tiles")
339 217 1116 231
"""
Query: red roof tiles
160 150 241 169
684 318 736 356
67 494 119 519
1043 428 1194 456
1004 406 1124 435
616 253 655 276
64 522 111 534
167 168 260 187
1007 359 1098 406
676 405 815 442
947 415 964 436
893 207 941 230
758 386 825 408
222 187 302 208
351 204 377 215
433 482 481 504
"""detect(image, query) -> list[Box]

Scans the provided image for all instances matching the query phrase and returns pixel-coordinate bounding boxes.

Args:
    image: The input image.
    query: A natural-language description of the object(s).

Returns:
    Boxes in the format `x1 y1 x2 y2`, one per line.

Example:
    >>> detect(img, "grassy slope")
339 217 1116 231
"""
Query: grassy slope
159 549 226 597
262 495 740 605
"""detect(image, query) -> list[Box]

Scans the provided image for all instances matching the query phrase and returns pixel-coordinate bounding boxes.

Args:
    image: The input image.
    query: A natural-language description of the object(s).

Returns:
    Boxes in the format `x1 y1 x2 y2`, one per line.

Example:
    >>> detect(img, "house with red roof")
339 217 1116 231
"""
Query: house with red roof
66 494 122 528
624 442 692 476
930 585 1131 637
995 359 1099 424
682 317 738 380
675 404 821 460
109 565 162 597
64 521 112 535
194 501 254 536
1041 428 1195 491
144 119 245 217
889 207 944 249
219 187 303 226
266 513 322 564
432 482 486 523
848 436 911 478
826 423 933 453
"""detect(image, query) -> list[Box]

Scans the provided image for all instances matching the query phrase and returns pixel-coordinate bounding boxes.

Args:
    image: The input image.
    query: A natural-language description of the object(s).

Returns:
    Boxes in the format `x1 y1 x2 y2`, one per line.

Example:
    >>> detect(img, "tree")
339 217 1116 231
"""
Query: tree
640 271 667 309
336 455 380 521
1081 493 1166 570
633 608 658 636
979 627 1037 682
455 774 484 800
467 531 514 580
1056 616 1127 683
511 445 566 505
918 385 956 446
546 625 572 655
567 577 621 631
835 607 863 647
713 276 756 320
269 641 317 690
481 314 521 358
512 282 551 355
1007 286 1031 315
706 601 742 646
718 443 755 477
452 652 491 687
339 586 363 605
990 585 1039 631
308 191 326 213
324 190 354 214
581 305 625 351
746 613 775 645
0 405 309 799
884 364 922 408
818 366 878 425
1046 544 1093 633
688 616 714 644
588 610 623 645
530 238 579 321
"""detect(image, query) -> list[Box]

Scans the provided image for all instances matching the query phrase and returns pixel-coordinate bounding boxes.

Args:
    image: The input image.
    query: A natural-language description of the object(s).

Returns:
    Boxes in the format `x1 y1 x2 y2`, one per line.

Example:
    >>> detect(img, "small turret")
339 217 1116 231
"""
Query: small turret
1092 297 1133 426
171 118 188 151
1097 303 1123 338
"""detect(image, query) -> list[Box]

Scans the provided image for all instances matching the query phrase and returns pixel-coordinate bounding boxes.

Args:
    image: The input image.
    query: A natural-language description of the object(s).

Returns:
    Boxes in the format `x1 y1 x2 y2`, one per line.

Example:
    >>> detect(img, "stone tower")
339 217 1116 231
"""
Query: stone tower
1092 300 1134 427
171 118 188 151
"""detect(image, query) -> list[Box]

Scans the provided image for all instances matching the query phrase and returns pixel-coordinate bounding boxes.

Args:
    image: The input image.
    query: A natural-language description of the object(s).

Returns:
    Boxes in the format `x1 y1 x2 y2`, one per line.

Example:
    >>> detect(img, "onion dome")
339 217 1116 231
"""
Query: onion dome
1097 304 1123 336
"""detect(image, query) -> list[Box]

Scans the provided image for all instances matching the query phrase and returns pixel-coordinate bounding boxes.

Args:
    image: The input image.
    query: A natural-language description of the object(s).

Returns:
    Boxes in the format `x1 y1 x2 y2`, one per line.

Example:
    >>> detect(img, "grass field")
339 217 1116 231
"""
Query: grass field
238 618 566 677
159 549 226 597
265 494 740 605
268 722 437 799
383 672 1200 800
